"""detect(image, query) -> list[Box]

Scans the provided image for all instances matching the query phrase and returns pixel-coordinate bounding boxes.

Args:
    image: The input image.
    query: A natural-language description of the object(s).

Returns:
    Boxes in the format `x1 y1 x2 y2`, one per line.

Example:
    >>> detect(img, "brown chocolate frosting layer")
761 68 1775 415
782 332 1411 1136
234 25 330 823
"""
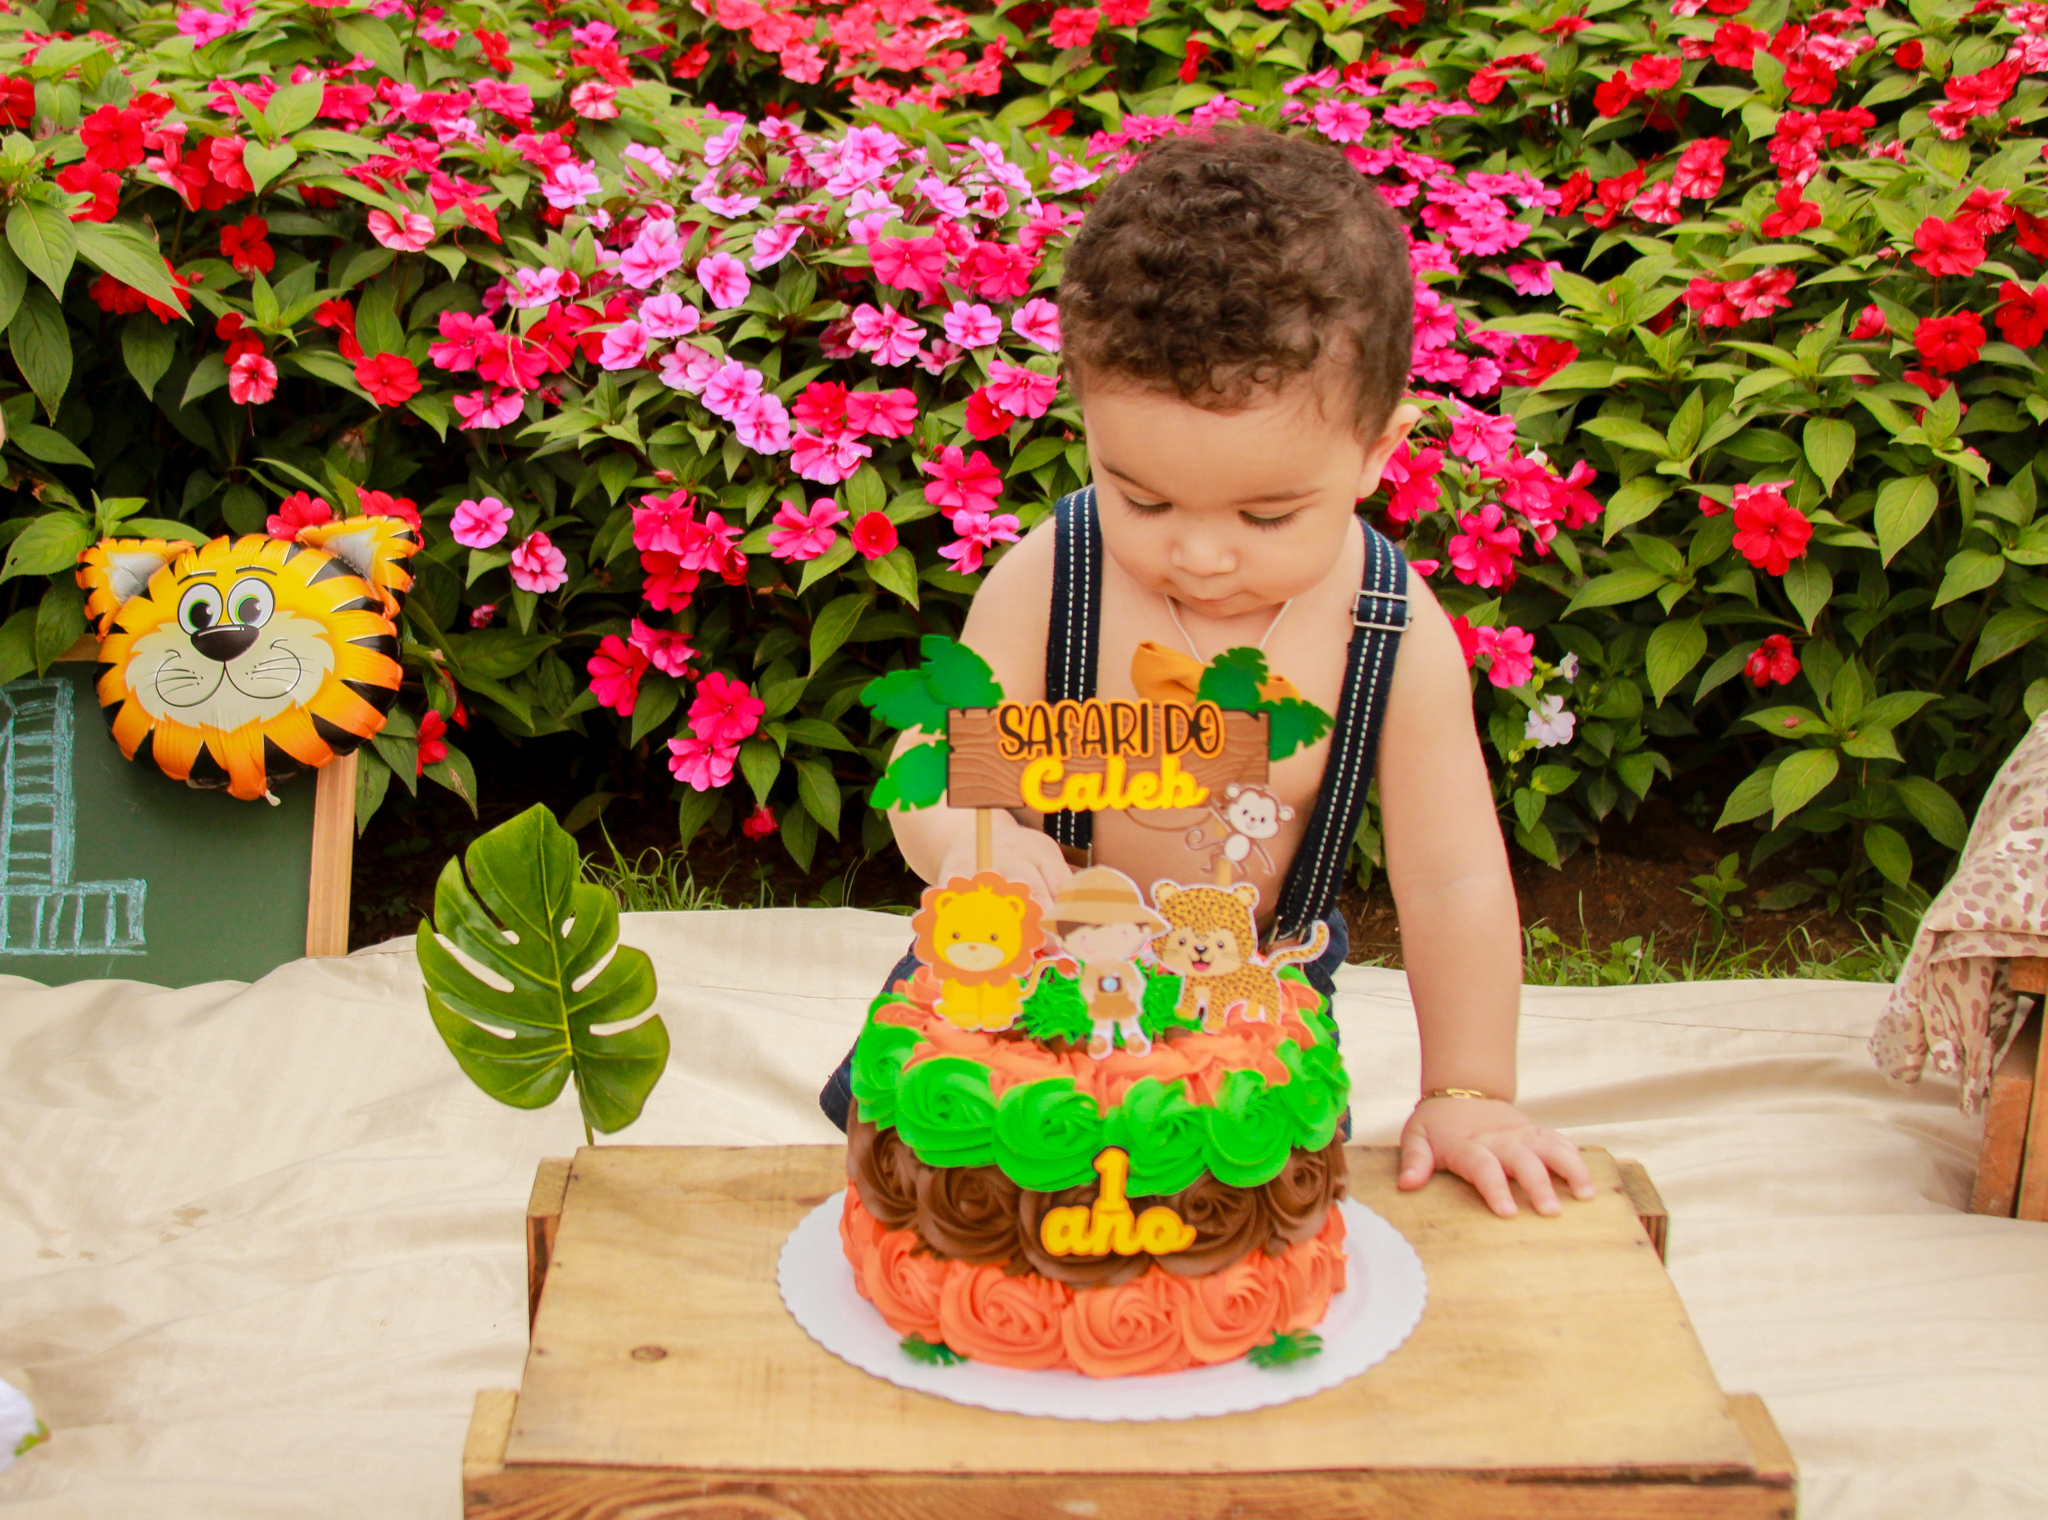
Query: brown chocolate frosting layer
858 1129 1349 1285
846 1105 921 1231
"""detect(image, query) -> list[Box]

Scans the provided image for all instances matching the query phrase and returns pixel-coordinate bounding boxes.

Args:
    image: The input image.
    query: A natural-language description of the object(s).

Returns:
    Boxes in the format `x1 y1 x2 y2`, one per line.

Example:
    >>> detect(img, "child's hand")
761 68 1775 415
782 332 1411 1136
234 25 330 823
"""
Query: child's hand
1396 1097 1595 1218
934 818 1074 913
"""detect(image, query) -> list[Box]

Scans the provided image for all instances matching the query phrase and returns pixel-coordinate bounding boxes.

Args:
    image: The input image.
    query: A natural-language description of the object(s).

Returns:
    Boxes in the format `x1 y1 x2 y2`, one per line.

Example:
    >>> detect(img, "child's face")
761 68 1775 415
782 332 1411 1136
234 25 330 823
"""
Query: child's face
1080 372 1419 620
1060 920 1148 961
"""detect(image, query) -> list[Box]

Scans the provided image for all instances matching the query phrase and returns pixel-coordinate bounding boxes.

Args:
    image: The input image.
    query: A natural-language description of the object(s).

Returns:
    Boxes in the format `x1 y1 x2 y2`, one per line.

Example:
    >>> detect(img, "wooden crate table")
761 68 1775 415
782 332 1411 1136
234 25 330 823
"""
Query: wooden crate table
1972 957 2048 1221
464 1145 1795 1519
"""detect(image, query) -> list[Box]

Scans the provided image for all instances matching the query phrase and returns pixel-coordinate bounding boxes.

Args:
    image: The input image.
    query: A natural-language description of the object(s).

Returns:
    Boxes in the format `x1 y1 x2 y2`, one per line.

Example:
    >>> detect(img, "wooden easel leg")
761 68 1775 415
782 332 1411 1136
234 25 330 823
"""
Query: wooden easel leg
304 751 358 957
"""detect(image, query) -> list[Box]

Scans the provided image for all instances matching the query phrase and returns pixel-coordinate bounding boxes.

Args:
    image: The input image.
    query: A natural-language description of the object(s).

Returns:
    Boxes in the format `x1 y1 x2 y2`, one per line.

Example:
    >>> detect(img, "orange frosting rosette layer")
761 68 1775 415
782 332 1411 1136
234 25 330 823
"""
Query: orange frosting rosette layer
840 1191 1348 1377
878 968 1324 1109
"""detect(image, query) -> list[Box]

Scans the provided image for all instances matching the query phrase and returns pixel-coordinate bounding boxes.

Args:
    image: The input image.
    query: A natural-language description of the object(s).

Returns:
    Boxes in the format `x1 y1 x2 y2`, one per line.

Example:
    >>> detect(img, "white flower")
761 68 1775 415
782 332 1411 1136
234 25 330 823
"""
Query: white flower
1557 653 1580 681
0 1377 40 1471
1524 694 1576 749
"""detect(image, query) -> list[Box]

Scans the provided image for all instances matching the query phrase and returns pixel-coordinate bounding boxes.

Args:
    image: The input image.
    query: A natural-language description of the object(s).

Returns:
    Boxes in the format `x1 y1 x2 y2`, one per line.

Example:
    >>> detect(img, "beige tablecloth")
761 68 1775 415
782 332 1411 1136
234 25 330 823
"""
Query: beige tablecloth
1 909 2044 1518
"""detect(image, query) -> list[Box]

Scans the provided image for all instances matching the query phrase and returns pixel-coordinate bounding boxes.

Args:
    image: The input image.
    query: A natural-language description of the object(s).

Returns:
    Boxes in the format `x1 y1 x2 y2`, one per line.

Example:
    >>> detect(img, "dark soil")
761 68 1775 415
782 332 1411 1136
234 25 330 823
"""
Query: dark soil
353 727 1862 970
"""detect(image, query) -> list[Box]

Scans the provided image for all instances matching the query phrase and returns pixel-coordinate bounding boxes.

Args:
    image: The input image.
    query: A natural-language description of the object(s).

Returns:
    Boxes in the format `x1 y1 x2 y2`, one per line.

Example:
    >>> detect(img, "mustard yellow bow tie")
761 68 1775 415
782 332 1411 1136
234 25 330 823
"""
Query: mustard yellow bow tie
1129 642 1304 707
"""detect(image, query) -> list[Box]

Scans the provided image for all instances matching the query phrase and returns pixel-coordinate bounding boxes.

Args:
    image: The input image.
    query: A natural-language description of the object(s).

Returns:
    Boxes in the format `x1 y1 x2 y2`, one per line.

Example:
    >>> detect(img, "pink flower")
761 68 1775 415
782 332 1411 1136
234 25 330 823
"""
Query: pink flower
1447 503 1520 588
455 389 524 430
633 488 697 555
509 530 568 593
697 251 752 309
367 209 434 251
943 301 1002 348
851 512 898 560
923 446 1001 515
734 392 792 453
791 431 872 483
688 671 765 746
1448 408 1517 467
939 507 1021 575
751 222 803 269
702 360 764 421
619 217 684 289
1674 137 1729 200
450 496 513 549
741 803 778 840
569 81 618 119
543 161 601 209
872 236 949 299
638 293 700 338
844 388 918 438
1472 625 1535 688
666 733 737 791
1049 7 1098 47
469 604 496 628
1504 260 1559 295
848 303 926 366
1631 181 1681 225
629 618 696 677
587 634 650 715
1012 297 1062 352
599 320 649 370
228 352 277 404
984 360 1058 418
1311 100 1372 143
767 496 849 561
430 311 494 372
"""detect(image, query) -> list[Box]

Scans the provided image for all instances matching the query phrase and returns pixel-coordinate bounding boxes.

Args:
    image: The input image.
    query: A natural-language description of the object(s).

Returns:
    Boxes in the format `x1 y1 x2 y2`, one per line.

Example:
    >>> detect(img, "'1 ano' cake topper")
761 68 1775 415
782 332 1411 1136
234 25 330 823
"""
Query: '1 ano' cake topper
75 517 420 804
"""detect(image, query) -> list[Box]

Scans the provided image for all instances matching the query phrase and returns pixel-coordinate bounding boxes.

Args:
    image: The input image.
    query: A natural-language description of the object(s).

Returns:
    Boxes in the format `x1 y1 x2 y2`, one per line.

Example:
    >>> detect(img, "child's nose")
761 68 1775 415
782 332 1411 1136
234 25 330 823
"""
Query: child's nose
1170 531 1236 578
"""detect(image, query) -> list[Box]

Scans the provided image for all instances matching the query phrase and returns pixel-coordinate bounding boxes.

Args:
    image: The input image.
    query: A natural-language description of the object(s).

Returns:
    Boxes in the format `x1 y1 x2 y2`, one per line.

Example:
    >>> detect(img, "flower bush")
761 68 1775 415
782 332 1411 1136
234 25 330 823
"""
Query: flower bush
0 0 2043 926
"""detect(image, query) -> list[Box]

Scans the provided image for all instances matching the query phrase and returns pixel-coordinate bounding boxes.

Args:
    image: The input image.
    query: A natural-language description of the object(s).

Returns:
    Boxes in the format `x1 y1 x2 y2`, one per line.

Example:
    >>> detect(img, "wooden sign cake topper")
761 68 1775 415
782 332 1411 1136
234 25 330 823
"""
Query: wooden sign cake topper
945 699 1266 814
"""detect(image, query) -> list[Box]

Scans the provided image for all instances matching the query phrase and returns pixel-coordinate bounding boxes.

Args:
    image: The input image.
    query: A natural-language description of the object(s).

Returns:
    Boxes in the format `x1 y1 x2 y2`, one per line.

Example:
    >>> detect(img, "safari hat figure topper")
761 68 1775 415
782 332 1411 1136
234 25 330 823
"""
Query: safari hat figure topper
75 515 420 804
1047 867 1167 1060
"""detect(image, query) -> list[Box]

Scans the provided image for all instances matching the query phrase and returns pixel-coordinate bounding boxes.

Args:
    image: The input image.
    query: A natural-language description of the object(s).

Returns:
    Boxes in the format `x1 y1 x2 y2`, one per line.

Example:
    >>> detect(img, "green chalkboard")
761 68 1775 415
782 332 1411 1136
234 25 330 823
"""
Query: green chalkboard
0 661 316 988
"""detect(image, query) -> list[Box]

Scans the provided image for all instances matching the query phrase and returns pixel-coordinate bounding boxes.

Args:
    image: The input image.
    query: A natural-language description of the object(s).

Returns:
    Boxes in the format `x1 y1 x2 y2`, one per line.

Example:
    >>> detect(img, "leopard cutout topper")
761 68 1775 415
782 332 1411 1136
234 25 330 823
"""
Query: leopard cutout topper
1148 881 1329 1032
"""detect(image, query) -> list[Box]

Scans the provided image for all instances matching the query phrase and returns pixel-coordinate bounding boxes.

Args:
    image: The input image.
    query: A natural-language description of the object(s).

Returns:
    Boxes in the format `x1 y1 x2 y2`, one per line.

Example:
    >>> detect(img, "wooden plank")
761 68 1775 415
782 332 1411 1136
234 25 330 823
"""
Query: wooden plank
303 750 357 957
946 707 1268 810
2017 1010 2048 1222
1618 1158 1669 1262
463 1463 1795 1520
528 1157 572 1330
505 1146 1757 1480
2008 958 2048 995
1726 1394 1794 1488
1972 1014 2038 1218
463 1390 516 1485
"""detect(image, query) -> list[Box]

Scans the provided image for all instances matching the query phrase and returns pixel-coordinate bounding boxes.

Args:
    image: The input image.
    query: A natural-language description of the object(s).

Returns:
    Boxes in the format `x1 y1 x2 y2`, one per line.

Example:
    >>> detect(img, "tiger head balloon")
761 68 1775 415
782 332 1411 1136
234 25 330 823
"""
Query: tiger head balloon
75 516 420 803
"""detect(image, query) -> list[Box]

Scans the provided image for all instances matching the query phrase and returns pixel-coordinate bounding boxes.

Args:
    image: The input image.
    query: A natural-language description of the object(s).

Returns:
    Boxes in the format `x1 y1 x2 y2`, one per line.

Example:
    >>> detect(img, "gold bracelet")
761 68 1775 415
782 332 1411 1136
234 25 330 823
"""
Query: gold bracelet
1421 1087 1498 1101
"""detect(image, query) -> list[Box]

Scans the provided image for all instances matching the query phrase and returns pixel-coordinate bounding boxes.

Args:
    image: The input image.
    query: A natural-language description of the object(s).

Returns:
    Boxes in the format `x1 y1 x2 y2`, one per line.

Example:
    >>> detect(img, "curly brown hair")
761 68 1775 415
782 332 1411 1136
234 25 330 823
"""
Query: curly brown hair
1057 127 1413 438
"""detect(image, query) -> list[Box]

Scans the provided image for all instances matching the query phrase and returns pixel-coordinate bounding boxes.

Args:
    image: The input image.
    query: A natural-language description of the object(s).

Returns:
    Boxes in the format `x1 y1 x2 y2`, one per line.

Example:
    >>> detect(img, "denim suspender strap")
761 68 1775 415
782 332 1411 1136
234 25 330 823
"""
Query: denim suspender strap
1044 486 1101 852
1269 523 1410 946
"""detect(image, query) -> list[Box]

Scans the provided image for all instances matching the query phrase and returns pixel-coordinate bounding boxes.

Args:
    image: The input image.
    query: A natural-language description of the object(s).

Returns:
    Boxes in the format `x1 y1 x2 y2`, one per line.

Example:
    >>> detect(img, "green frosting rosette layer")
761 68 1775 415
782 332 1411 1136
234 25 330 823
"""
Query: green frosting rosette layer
848 969 1351 1192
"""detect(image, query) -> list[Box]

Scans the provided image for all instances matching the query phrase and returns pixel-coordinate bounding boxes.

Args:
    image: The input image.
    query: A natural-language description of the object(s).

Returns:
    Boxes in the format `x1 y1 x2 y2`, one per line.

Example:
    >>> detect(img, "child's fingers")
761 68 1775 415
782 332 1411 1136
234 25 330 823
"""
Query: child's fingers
1535 1130 1598 1201
1396 1127 1435 1190
1451 1146 1517 1217
1504 1145 1563 1217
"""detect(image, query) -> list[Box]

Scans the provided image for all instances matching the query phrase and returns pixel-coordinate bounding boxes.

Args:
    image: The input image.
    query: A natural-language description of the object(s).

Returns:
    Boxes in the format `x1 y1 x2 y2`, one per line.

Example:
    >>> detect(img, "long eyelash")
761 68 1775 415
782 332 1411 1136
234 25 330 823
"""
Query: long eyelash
1125 498 1171 515
1244 512 1297 531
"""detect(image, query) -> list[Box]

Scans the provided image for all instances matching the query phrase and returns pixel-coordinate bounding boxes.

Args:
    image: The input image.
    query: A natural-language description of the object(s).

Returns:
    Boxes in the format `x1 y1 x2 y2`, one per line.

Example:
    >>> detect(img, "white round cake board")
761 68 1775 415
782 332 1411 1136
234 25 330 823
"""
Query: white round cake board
777 1192 1427 1421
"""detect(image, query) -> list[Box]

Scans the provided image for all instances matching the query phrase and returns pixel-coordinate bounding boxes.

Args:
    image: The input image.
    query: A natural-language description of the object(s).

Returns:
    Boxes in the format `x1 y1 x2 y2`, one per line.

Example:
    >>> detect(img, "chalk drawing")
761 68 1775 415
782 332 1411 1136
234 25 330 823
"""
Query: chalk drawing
1 678 146 955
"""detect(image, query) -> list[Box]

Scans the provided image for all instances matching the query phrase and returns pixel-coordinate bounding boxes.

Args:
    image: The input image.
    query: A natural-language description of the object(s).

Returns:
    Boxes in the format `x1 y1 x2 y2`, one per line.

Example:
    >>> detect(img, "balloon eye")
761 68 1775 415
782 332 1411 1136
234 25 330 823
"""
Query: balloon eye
225 578 275 627
177 584 224 635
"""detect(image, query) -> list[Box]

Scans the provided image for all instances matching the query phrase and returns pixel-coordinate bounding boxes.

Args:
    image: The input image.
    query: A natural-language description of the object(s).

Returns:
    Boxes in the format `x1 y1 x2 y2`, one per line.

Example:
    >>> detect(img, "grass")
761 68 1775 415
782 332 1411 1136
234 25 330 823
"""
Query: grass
581 836 912 915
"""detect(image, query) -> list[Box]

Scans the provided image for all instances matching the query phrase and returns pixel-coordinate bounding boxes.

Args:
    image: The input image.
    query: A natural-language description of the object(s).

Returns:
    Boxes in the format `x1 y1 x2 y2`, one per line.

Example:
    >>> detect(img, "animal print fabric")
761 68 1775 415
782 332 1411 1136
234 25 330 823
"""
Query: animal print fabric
1870 712 2048 1113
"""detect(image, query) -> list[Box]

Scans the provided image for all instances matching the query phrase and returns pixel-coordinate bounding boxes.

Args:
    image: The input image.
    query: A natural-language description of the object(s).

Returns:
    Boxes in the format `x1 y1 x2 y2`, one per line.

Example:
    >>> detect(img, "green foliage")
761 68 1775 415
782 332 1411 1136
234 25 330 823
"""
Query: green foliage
1019 966 1091 1044
1196 646 1333 760
1247 1331 1323 1368
416 805 667 1138
899 1335 966 1366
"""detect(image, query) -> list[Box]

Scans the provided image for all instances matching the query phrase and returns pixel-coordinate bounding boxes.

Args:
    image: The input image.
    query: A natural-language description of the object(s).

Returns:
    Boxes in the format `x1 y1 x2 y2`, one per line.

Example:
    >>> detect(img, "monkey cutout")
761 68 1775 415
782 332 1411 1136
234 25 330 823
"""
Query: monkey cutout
1184 782 1293 880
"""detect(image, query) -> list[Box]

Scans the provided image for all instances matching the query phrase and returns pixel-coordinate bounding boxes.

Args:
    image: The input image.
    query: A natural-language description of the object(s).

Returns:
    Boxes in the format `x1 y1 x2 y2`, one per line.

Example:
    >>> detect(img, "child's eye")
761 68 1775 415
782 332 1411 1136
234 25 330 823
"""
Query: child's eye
1241 510 1299 531
1124 497 1171 516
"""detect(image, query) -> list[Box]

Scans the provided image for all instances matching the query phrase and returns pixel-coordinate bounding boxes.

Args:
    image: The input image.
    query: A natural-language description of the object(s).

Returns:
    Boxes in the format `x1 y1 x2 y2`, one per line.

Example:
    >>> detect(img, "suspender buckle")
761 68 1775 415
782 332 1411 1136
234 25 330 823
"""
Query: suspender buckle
1353 589 1410 634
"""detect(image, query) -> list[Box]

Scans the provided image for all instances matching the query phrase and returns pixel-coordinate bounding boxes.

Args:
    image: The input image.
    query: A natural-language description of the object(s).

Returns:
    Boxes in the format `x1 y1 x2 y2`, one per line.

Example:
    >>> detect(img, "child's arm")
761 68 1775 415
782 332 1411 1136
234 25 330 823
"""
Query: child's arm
1375 570 1595 1218
885 522 1076 905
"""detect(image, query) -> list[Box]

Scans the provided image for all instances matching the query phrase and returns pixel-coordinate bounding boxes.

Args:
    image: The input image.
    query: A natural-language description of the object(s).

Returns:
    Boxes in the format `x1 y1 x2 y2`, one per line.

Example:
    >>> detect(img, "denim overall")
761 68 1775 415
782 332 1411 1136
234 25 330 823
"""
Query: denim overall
818 487 1410 1134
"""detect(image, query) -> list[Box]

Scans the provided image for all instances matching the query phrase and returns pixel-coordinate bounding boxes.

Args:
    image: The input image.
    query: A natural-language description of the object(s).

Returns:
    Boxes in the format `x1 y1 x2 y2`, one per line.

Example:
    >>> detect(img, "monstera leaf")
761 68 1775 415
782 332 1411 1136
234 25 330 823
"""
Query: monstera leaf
416 804 666 1139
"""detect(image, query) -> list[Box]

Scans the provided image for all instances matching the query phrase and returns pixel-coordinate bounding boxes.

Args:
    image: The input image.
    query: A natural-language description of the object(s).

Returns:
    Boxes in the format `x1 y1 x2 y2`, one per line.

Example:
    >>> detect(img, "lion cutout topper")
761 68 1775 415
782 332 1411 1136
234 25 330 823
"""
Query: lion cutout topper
907 871 1053 1031
75 517 419 803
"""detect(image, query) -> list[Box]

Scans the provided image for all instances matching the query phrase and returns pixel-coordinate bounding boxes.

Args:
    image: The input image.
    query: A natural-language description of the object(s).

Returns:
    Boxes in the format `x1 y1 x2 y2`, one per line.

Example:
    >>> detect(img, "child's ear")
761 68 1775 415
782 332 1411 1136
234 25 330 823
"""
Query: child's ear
294 515 422 615
1355 403 1424 499
77 538 193 636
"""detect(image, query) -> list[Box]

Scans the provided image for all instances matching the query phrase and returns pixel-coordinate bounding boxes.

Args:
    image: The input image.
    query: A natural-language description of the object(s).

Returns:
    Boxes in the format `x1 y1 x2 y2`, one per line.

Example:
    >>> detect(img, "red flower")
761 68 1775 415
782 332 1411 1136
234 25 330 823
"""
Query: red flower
1674 137 1729 199
850 511 898 560
1913 312 1985 375
741 804 779 840
1629 55 1681 92
416 710 449 775
1911 217 1985 277
79 105 145 170
56 164 120 223
1851 304 1889 340
1592 71 1640 118
1036 107 1074 134
1901 369 1953 406
1783 54 1835 105
1538 14 1590 35
1731 487 1812 576
219 215 275 277
267 492 333 541
1745 634 1800 689
1894 40 1923 70
1760 183 1821 238
358 489 422 530
1557 171 1593 217
1049 7 1098 47
2018 210 2048 261
216 312 264 364
672 41 710 78
1709 22 1765 68
963 387 1012 440
1178 38 1208 83
586 635 651 715
1957 186 2012 238
356 352 422 407
1996 282 2048 348
0 76 33 130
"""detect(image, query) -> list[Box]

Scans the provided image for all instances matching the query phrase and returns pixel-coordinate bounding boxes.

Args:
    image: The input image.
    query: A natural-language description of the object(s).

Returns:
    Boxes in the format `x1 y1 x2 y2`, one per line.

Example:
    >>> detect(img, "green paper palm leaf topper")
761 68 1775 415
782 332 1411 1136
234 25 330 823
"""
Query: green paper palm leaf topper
416 804 667 1136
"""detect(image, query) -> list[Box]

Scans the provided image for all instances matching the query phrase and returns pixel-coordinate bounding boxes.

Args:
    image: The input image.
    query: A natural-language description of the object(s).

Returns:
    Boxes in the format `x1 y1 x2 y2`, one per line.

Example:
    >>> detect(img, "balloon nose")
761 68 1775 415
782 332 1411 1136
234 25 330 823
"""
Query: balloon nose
191 624 259 663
